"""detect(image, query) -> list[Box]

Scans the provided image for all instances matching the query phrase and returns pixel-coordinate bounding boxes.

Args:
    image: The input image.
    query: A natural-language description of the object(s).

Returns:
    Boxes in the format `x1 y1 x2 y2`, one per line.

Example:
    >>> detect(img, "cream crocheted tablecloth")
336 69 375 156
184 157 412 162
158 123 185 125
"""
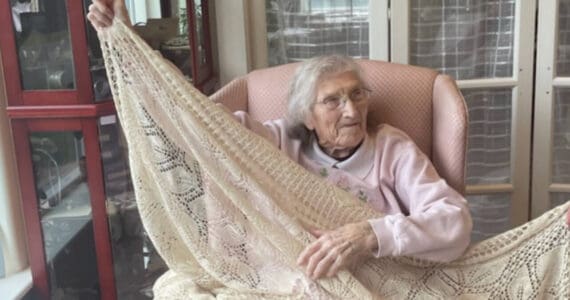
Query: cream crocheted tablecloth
99 20 570 299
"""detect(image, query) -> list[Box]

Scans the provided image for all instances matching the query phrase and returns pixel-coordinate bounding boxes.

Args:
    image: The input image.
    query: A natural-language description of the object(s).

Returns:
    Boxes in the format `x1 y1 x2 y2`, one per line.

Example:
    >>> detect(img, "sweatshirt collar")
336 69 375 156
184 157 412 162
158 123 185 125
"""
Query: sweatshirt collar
306 133 375 179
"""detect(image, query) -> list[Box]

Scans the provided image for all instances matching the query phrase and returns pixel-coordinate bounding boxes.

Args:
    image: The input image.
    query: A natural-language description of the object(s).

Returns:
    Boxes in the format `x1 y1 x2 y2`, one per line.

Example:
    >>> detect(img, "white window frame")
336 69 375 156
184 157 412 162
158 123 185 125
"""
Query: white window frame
532 0 569 217
214 0 389 85
390 0 536 227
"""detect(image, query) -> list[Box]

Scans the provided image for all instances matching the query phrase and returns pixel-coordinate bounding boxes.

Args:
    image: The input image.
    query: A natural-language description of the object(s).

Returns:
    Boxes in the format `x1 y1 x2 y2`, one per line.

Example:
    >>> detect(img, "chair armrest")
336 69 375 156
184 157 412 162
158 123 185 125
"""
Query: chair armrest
432 74 468 195
209 76 249 112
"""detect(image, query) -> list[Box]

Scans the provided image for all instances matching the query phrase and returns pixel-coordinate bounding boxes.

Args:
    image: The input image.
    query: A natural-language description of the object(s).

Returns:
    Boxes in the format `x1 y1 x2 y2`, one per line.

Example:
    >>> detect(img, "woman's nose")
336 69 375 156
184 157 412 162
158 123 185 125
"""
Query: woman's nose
341 99 359 117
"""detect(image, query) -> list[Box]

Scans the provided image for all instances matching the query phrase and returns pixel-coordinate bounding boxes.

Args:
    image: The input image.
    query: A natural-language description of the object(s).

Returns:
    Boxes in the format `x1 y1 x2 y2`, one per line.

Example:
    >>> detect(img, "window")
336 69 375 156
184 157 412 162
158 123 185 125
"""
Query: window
266 0 370 65
390 0 535 241
409 0 515 80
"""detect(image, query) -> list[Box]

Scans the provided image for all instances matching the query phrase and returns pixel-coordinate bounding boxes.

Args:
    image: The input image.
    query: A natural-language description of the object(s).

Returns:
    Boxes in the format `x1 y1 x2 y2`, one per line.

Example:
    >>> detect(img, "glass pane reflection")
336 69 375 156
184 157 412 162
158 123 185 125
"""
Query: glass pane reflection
409 0 515 80
265 0 370 66
98 116 167 299
30 131 100 299
552 88 570 183
464 88 512 185
130 0 192 80
12 0 76 90
194 0 206 65
467 194 511 243
557 0 570 76
83 0 113 101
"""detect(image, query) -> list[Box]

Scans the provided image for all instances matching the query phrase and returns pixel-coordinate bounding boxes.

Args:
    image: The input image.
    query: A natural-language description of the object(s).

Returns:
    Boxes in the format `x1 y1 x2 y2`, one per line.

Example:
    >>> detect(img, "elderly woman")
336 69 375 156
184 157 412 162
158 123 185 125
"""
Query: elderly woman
88 0 472 281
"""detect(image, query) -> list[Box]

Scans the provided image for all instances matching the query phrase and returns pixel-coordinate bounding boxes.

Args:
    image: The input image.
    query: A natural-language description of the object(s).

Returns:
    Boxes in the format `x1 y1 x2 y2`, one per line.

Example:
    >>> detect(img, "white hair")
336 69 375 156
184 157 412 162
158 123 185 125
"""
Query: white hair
286 55 364 141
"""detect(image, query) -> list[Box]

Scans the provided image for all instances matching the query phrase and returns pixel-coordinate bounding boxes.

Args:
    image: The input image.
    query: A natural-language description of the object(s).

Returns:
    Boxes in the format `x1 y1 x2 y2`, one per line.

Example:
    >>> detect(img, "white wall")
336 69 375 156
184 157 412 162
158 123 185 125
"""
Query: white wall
0 51 28 276
214 0 251 85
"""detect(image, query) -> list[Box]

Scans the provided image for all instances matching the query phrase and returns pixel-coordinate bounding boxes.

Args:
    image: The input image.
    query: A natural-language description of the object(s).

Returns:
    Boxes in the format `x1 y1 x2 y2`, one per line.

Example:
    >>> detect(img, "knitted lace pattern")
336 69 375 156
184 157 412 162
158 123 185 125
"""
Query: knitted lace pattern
99 21 570 299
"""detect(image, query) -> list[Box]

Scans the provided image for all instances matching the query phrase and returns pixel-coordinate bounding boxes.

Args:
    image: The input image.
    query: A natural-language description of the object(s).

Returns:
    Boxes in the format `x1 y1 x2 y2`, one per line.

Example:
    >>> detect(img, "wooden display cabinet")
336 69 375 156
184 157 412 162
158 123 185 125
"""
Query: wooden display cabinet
0 0 215 299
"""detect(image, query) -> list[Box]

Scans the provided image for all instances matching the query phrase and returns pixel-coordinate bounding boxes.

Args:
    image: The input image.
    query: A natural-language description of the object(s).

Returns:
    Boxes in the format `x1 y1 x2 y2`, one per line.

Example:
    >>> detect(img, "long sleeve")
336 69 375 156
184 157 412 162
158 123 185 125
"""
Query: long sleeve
227 110 303 159
368 127 472 262
230 110 281 147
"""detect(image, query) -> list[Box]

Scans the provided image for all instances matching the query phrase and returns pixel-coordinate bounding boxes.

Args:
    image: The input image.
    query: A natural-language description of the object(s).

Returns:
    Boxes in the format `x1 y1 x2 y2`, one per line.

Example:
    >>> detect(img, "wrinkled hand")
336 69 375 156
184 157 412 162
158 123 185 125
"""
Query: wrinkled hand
86 0 131 31
297 221 378 279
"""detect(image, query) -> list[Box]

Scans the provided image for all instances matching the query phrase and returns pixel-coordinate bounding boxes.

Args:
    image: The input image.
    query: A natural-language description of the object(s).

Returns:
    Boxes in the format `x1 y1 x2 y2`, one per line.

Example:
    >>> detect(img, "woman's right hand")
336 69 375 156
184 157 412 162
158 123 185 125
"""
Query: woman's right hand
87 0 131 31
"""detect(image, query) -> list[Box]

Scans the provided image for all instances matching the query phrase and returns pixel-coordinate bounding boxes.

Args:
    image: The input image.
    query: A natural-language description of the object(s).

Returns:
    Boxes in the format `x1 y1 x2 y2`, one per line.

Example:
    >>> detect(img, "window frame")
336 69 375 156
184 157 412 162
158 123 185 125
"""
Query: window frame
214 0 388 85
390 0 536 227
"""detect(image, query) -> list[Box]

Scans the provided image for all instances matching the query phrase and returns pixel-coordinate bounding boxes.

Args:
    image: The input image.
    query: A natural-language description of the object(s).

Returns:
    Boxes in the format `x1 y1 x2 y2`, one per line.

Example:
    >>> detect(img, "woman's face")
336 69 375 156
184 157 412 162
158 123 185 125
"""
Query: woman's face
305 70 369 157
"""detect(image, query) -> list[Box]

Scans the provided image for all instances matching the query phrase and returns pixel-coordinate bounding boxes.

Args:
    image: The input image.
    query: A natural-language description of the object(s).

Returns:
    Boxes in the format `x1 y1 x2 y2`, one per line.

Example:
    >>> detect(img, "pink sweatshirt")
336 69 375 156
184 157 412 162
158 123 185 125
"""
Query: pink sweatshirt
234 111 472 262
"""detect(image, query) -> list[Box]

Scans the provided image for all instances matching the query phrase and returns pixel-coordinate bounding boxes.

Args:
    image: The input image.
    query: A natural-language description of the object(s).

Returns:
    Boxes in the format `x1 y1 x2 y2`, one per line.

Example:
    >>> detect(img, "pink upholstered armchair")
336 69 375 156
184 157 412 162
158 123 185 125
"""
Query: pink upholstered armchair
210 60 468 195
211 60 570 226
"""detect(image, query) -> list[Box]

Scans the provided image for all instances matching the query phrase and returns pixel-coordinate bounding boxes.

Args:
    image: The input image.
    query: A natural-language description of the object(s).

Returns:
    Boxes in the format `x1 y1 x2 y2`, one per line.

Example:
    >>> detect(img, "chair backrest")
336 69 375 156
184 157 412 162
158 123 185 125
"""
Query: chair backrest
210 60 468 194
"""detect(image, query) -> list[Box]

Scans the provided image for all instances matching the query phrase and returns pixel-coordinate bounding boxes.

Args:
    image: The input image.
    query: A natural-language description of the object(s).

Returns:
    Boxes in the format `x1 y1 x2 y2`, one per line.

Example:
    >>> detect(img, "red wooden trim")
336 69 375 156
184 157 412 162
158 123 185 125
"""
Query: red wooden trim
186 2 199 90
0 0 23 105
201 0 213 82
11 121 50 299
82 120 117 300
26 119 82 131
187 0 215 88
195 70 217 95
197 63 210 84
22 91 78 105
7 101 116 119
68 0 95 104
0 1 90 106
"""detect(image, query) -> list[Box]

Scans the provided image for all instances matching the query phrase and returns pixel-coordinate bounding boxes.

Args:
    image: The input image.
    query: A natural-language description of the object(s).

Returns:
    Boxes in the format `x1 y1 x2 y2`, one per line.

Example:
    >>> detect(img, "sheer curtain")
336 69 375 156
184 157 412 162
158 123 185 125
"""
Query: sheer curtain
265 0 369 66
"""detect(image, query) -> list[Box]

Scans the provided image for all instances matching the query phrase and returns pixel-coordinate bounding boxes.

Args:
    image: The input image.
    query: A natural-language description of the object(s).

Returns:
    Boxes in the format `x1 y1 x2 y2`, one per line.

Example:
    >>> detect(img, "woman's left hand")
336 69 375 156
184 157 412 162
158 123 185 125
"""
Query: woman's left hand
297 221 378 279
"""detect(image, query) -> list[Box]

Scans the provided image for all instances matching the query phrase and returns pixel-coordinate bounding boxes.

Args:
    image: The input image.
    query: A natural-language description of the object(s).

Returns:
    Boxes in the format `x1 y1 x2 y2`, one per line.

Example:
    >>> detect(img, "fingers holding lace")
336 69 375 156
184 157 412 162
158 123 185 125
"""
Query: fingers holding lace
297 221 377 279
87 0 131 31
87 0 114 30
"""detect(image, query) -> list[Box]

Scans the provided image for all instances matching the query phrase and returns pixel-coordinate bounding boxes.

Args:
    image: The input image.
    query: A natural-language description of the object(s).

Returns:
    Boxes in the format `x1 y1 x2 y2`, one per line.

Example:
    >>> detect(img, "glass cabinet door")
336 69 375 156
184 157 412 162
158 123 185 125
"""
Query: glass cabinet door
29 131 100 299
124 0 215 91
82 0 112 101
98 115 167 299
129 0 193 80
10 0 76 90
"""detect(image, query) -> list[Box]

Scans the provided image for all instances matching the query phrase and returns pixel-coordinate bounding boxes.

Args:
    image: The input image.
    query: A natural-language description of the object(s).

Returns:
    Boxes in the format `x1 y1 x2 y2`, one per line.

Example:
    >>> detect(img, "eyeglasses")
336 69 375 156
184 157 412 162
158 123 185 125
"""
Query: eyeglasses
316 87 371 110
